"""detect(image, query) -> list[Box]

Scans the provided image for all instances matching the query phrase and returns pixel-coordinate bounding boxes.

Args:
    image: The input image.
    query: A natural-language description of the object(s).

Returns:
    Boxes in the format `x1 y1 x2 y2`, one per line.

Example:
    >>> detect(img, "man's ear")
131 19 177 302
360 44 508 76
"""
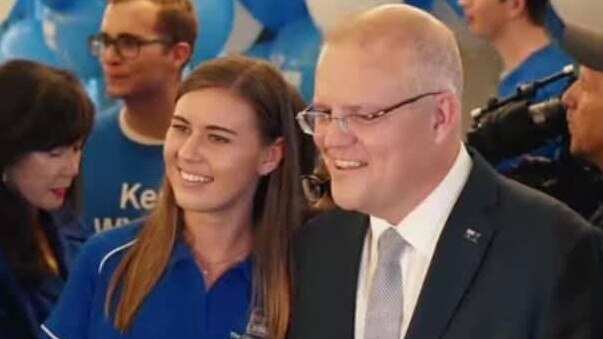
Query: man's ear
259 137 285 176
170 42 192 70
431 91 460 143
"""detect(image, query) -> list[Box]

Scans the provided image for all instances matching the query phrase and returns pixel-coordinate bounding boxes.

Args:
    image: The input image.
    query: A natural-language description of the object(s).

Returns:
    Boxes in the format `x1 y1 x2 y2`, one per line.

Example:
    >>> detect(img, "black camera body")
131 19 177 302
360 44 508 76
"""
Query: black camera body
467 97 567 164
467 64 575 164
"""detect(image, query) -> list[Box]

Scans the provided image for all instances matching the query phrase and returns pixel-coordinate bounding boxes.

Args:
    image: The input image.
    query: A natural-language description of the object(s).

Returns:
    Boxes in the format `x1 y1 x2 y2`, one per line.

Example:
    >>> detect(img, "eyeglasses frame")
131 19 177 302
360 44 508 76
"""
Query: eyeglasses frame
296 91 443 135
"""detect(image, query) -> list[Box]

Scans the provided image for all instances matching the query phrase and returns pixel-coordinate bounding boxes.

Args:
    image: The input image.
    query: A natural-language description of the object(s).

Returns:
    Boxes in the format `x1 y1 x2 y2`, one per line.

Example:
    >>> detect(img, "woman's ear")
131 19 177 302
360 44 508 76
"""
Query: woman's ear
259 137 284 176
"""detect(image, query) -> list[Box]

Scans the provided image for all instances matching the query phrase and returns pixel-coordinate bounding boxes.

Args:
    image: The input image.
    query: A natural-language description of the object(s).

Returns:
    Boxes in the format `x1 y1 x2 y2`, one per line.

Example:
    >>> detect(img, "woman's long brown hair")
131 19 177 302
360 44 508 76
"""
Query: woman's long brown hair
104 55 303 338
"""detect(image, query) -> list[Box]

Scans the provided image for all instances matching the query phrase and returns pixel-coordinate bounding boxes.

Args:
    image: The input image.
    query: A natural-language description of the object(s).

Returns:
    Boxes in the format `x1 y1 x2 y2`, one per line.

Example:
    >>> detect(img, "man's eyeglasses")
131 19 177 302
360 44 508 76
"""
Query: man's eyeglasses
296 91 442 135
88 33 171 60
301 174 330 203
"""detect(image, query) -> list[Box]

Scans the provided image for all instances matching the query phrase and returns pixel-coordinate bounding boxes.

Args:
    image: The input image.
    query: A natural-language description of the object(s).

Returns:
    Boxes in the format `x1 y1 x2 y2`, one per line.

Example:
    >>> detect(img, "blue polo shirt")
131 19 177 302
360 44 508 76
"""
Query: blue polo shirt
41 221 254 338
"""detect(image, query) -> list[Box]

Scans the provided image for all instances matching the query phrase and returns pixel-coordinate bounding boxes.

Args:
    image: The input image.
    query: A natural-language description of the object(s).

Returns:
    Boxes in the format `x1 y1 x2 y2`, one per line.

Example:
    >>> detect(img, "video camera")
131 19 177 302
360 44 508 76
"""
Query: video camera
466 64 575 164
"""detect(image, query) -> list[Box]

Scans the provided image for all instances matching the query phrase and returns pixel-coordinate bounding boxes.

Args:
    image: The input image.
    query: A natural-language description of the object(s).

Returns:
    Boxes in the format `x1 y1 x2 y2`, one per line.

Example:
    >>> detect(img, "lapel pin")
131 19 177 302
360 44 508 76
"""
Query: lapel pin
464 227 482 244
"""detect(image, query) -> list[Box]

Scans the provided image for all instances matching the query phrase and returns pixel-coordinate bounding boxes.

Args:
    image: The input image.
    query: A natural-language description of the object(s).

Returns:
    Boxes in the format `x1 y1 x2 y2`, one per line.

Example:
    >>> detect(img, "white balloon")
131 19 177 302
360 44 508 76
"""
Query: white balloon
222 0 263 54
306 0 399 33
0 0 17 24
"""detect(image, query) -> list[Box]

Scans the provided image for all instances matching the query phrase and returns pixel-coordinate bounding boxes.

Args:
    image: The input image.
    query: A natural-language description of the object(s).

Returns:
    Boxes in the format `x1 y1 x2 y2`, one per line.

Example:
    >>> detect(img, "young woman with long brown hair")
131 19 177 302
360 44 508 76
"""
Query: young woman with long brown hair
43 55 302 339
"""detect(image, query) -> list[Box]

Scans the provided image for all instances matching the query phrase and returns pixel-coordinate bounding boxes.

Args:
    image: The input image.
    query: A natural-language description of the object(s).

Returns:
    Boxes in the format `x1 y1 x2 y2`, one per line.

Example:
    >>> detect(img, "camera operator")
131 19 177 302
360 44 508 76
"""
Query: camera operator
562 66 603 228
467 66 603 219
536 0 603 227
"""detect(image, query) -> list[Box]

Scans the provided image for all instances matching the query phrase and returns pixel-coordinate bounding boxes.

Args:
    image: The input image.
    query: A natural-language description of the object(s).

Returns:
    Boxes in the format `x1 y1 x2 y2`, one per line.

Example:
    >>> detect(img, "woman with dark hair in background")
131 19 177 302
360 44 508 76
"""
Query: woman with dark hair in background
0 59 94 338
43 55 302 339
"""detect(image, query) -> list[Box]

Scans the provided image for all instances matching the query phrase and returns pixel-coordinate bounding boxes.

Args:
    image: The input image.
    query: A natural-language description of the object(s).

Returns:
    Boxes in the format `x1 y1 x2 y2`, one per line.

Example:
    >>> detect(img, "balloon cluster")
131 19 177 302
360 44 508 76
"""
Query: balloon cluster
0 0 442 104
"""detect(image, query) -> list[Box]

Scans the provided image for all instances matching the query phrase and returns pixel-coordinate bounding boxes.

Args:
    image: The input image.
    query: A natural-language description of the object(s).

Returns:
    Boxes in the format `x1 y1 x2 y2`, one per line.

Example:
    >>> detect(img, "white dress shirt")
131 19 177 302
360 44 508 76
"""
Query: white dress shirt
355 144 472 339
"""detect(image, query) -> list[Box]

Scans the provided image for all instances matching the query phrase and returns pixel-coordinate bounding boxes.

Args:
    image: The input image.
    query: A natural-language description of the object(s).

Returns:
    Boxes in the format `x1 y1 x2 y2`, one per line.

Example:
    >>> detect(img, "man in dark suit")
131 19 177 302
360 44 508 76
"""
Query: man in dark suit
289 4 603 339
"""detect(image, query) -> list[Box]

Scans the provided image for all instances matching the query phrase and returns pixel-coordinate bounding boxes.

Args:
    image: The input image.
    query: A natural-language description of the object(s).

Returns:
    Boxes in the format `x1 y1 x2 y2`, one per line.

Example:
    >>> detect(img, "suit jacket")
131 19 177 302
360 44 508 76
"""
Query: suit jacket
289 152 603 339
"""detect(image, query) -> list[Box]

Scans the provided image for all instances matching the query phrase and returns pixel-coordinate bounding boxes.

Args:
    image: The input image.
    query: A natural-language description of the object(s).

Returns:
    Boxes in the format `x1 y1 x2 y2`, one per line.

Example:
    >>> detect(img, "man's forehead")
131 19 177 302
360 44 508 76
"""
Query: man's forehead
322 40 408 59
102 1 160 34
318 44 411 79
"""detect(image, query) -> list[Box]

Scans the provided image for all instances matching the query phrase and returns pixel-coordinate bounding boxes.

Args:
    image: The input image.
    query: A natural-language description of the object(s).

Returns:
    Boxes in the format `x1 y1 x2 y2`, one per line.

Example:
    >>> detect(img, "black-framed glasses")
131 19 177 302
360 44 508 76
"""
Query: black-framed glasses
296 91 442 135
301 174 330 203
88 33 172 60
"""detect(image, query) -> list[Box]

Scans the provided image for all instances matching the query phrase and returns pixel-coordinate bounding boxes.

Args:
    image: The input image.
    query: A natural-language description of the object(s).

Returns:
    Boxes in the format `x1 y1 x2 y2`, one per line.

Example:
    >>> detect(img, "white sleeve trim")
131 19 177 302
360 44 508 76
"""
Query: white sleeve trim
98 239 137 274
40 324 61 339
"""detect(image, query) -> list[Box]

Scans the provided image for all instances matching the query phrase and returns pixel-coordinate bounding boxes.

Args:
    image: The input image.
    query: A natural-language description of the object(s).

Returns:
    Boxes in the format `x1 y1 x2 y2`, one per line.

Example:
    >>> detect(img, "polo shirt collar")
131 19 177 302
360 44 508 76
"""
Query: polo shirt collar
169 233 253 283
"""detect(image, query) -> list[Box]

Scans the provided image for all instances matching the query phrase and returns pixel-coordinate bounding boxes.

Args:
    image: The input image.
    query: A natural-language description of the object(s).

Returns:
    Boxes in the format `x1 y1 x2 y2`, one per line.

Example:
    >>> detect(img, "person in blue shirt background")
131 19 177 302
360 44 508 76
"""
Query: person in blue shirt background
0 59 94 339
458 0 572 100
81 0 197 234
42 55 304 339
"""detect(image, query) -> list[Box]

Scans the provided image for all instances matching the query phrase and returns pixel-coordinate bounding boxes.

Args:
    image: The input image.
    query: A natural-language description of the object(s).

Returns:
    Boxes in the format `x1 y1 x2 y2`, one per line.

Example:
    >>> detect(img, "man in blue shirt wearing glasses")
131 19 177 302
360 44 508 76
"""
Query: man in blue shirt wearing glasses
81 0 197 234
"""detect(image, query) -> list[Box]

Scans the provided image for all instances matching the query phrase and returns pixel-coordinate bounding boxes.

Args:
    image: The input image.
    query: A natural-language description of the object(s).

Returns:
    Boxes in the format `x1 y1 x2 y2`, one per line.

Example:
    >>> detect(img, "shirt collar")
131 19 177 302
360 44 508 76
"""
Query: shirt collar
369 143 472 254
169 233 253 283
118 107 164 146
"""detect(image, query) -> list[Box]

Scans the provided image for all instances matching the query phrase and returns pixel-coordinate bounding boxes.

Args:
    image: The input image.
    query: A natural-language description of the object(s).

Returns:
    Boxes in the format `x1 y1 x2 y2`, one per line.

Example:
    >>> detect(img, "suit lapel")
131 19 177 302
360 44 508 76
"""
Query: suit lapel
292 209 369 338
327 210 369 335
405 153 500 339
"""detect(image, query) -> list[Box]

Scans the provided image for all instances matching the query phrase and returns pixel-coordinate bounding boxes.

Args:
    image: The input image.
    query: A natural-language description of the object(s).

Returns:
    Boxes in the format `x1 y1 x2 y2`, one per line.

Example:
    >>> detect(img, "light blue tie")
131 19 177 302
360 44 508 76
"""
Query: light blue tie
364 228 406 339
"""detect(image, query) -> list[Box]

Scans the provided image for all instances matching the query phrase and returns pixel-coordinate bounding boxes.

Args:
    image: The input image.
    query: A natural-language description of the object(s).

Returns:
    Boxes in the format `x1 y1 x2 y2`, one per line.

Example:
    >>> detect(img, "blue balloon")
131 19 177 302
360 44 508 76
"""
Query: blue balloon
244 39 272 59
190 0 234 66
406 0 435 10
38 0 75 11
240 0 307 32
50 0 105 13
84 77 119 113
543 3 564 44
41 1 104 79
0 18 60 65
444 0 464 17
268 15 322 101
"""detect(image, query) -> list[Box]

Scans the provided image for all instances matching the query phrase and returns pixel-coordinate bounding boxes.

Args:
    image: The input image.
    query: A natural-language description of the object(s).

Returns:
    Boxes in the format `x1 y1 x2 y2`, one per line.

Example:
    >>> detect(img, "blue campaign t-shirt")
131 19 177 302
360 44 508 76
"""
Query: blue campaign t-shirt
81 105 164 234
495 43 573 172
498 43 573 100
41 221 255 339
